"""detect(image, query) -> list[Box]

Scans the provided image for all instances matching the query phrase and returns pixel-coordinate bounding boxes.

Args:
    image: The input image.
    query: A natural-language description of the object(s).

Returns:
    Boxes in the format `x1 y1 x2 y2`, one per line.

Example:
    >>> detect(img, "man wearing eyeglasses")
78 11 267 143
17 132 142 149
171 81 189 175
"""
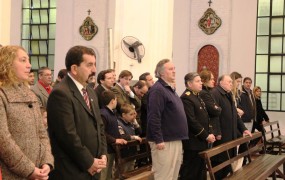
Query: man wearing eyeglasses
31 66 53 110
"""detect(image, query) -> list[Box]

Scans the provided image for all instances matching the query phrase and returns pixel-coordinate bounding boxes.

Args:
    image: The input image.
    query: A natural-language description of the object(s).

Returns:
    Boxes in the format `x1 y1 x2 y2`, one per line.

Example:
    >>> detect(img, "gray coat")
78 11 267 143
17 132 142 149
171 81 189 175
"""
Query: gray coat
31 81 51 109
0 84 54 179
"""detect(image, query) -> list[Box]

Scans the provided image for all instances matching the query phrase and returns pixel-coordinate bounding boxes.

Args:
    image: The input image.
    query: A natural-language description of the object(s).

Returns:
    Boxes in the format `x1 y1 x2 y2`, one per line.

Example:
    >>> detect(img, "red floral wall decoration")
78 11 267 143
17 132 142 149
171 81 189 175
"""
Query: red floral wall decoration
197 45 219 84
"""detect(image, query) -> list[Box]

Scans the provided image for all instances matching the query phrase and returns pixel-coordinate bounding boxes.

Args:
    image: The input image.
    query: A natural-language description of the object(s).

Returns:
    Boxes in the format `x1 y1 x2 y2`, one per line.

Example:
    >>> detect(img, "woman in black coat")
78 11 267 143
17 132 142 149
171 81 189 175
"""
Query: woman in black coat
199 70 222 140
252 86 269 132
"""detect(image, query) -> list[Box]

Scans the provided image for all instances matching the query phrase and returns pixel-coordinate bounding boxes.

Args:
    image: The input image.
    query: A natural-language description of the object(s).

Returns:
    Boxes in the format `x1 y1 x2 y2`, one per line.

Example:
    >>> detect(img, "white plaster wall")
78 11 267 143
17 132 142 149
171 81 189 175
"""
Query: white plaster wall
8 0 22 46
189 0 232 75
0 0 11 45
230 0 258 83
54 0 112 77
172 0 191 95
173 0 233 95
113 0 174 80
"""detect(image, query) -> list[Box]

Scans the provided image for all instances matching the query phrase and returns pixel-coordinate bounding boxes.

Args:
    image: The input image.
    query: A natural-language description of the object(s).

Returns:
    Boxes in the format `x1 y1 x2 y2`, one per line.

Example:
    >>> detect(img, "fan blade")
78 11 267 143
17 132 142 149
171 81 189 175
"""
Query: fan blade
131 41 142 48
134 47 143 63
123 39 132 47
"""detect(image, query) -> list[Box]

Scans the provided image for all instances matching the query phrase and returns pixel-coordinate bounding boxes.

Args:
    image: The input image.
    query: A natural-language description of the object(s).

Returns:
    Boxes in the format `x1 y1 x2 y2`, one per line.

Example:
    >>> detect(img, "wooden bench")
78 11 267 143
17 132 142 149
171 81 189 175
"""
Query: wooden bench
262 121 285 155
199 132 285 180
113 138 153 180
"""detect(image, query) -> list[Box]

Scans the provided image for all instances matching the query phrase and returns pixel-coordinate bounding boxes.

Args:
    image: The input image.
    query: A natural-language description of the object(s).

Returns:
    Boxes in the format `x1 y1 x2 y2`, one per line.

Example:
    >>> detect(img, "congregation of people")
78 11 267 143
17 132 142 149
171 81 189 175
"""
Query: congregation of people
0 45 270 180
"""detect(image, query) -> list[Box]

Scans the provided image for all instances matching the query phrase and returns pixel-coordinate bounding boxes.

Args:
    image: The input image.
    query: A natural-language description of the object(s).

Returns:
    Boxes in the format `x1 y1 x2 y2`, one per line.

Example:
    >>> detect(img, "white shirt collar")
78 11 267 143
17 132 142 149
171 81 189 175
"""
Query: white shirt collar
68 73 84 96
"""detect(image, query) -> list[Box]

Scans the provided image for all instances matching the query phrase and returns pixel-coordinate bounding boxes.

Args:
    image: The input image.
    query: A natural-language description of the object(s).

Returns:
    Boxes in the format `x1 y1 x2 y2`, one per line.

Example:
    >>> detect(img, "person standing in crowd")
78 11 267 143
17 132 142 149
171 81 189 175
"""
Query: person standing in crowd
47 45 107 180
52 68 67 87
199 69 222 139
211 75 251 179
111 70 140 114
230 72 249 166
240 77 256 132
139 72 155 88
99 91 127 180
28 69 35 88
131 80 148 100
0 45 54 179
31 66 53 109
252 86 269 132
95 69 115 108
179 72 216 180
230 72 244 118
147 59 188 180
139 72 155 137
131 80 148 124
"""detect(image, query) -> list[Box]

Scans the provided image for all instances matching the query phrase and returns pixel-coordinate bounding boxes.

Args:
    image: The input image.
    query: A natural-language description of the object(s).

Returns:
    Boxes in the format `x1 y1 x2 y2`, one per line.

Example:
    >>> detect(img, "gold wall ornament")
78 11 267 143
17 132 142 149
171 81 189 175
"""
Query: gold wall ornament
79 12 98 41
198 8 222 35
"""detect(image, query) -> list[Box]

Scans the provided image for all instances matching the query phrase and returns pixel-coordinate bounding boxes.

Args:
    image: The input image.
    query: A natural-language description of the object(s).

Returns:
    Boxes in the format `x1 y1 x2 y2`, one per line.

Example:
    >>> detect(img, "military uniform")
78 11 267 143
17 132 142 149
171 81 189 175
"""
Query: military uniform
179 89 210 180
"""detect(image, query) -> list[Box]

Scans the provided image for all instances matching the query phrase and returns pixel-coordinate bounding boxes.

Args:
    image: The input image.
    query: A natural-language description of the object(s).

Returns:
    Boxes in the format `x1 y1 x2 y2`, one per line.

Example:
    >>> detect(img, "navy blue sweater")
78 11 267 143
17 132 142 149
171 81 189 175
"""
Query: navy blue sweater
100 107 121 153
146 78 188 143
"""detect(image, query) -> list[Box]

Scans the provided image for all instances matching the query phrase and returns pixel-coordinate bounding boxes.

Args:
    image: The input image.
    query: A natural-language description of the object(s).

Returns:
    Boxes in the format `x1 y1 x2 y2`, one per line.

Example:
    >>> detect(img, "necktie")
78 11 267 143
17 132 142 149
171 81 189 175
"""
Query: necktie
82 88 90 109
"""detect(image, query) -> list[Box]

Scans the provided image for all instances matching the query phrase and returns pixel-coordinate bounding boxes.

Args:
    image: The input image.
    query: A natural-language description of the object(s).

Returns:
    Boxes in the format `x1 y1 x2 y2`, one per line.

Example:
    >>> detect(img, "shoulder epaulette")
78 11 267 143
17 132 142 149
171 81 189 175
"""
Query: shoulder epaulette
185 91 191 96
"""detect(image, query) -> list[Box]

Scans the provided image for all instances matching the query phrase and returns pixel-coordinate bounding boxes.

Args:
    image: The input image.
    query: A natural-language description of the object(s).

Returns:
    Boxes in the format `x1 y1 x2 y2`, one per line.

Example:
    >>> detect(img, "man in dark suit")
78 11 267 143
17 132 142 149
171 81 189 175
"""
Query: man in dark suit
139 72 154 137
94 69 114 108
111 70 140 114
47 46 107 180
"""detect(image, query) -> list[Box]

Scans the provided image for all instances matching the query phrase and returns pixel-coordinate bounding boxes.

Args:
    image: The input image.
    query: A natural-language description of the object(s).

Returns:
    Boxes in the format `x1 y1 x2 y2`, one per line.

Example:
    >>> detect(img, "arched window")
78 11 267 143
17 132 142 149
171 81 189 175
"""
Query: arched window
21 0 56 80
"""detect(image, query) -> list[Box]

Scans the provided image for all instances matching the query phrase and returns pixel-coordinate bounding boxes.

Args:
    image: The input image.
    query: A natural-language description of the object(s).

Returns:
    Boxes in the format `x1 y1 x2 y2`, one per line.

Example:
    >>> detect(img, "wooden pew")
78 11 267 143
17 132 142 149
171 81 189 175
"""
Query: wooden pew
199 132 285 180
262 121 285 155
113 138 154 180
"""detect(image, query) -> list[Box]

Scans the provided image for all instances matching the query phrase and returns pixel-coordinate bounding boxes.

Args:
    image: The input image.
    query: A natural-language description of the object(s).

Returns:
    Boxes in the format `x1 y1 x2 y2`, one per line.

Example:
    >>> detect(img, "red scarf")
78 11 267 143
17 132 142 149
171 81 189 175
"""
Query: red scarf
38 80 52 94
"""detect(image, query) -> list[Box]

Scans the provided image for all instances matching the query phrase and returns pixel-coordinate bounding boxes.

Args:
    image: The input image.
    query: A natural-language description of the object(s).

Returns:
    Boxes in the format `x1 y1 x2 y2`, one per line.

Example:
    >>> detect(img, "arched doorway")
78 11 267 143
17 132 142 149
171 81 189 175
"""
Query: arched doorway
197 45 219 82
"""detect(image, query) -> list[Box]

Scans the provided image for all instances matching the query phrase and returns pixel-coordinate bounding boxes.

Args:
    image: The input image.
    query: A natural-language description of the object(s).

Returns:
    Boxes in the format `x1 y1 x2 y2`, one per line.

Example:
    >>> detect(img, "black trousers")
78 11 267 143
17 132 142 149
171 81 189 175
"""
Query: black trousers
179 150 207 180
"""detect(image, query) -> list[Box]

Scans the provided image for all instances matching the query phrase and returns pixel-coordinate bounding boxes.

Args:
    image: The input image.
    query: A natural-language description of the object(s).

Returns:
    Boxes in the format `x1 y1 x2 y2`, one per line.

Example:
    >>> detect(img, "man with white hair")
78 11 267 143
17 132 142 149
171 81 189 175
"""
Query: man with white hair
147 59 188 180
210 75 251 179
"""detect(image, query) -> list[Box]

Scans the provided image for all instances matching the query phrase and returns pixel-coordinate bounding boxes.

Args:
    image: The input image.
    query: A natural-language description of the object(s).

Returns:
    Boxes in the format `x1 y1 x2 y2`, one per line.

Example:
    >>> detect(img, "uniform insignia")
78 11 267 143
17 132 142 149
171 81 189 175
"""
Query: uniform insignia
185 91 191 96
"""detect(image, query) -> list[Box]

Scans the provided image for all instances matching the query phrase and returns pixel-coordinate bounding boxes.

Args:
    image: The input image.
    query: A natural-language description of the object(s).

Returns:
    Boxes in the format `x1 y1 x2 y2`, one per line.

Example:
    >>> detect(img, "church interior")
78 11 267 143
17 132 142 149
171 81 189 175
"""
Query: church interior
0 0 284 128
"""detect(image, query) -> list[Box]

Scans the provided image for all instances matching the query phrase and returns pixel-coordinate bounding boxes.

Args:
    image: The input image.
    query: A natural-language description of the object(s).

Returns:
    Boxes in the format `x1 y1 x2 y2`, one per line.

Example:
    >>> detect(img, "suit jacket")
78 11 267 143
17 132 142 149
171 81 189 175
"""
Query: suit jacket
94 84 107 109
31 81 51 109
111 84 140 113
47 76 107 180
240 86 256 122
0 85 53 179
180 89 210 151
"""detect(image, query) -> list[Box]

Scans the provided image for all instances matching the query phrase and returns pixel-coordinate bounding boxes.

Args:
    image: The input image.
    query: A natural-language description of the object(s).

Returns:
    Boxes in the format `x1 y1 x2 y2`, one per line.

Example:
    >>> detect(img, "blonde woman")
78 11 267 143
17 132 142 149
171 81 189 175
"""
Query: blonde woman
252 86 269 132
0 46 54 179
230 72 244 117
